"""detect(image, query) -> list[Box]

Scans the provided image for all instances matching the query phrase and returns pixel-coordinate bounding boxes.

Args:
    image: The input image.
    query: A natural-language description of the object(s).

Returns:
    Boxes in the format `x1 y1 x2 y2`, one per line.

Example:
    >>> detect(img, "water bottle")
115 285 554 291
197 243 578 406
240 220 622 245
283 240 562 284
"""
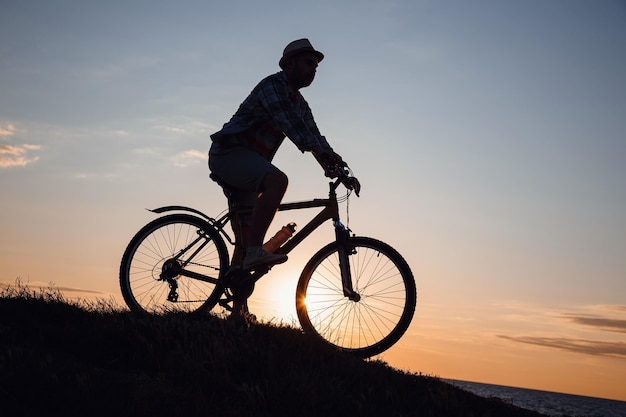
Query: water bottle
262 222 297 253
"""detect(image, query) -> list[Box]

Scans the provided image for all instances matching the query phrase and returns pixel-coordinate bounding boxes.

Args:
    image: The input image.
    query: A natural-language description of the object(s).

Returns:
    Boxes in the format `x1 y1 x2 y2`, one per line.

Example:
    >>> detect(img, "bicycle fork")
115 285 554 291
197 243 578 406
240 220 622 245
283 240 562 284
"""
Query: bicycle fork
335 221 361 302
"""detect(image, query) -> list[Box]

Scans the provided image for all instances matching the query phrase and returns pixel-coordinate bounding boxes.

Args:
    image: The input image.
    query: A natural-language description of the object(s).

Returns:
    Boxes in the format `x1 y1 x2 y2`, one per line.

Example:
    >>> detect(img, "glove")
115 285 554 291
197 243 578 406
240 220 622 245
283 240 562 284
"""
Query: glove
311 147 345 178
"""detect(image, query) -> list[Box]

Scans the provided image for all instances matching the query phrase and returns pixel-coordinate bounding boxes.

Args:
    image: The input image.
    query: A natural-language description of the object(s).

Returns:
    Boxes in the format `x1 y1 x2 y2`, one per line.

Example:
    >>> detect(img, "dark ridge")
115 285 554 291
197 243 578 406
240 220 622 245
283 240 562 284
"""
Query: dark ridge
0 284 553 417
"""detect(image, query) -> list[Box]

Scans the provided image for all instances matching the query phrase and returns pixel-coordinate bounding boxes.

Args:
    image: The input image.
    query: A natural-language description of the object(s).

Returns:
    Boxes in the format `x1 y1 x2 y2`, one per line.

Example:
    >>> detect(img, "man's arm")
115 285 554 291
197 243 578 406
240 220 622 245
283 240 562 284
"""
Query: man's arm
257 74 326 152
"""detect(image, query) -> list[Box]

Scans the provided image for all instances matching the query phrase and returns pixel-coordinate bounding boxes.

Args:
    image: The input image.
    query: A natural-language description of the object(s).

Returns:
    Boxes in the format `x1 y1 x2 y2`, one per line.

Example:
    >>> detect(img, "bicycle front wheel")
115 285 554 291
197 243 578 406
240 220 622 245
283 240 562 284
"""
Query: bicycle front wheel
296 237 416 358
119 213 229 315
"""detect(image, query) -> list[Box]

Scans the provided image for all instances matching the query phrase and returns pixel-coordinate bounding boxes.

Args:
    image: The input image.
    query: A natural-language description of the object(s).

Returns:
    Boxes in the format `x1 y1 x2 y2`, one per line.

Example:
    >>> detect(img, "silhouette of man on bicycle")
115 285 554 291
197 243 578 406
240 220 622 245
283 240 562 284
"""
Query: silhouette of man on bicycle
121 41 414 340
209 39 346 277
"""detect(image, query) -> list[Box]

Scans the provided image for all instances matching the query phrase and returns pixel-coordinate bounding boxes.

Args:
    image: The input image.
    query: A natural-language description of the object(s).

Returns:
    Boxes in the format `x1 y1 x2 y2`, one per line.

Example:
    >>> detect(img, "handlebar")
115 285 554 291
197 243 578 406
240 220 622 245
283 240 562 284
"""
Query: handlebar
314 151 360 197
329 164 361 197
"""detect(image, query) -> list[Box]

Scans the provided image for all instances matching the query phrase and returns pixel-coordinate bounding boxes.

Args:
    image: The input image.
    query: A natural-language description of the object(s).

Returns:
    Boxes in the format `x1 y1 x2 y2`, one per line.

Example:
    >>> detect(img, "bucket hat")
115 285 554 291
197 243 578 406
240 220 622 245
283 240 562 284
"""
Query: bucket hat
279 38 324 69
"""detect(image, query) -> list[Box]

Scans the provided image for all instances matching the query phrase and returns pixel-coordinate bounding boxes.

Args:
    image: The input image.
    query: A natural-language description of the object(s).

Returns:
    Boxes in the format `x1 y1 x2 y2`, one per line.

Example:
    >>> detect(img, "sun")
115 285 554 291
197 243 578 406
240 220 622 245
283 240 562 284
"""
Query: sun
248 267 300 323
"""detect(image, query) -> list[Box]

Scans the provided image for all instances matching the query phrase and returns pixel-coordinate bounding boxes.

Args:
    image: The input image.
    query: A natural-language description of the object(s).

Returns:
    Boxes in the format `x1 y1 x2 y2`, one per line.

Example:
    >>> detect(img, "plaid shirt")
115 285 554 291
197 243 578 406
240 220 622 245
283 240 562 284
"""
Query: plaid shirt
210 71 332 160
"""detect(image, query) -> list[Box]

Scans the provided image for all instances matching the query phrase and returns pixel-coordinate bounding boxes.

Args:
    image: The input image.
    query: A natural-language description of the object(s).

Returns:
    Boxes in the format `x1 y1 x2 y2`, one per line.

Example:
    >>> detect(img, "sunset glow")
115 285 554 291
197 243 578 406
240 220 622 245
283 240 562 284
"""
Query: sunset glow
1 0 625 402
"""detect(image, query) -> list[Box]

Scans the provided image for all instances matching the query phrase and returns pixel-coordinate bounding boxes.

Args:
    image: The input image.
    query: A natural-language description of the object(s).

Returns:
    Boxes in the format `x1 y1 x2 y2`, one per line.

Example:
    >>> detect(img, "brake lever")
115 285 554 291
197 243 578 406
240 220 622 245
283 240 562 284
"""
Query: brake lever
346 176 361 197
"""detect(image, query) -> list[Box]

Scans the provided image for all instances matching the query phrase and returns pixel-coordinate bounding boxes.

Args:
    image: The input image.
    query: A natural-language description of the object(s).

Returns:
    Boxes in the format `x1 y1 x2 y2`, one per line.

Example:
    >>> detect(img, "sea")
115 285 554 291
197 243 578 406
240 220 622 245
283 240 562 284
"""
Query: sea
445 380 626 417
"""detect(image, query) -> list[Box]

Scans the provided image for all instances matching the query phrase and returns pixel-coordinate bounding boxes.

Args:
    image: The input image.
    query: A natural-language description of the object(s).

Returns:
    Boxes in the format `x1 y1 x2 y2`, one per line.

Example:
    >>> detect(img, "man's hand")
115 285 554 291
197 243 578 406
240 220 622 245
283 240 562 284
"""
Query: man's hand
311 146 344 178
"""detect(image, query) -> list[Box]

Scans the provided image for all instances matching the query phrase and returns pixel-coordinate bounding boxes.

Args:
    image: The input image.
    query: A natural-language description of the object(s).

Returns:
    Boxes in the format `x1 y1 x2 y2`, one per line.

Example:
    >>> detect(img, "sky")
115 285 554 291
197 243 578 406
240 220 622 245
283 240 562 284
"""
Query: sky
1 0 625 402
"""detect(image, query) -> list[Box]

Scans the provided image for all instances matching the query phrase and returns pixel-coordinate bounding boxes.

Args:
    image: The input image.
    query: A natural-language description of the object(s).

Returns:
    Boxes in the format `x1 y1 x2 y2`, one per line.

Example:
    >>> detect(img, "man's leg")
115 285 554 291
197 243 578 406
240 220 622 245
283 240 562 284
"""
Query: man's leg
247 169 288 247
242 169 289 270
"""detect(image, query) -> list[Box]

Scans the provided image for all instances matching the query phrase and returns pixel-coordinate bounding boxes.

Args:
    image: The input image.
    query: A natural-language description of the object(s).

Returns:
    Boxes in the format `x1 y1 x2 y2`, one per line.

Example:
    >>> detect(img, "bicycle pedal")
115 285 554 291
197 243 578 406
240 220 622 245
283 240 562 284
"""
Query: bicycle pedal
224 268 255 300
231 281 255 300
242 264 271 274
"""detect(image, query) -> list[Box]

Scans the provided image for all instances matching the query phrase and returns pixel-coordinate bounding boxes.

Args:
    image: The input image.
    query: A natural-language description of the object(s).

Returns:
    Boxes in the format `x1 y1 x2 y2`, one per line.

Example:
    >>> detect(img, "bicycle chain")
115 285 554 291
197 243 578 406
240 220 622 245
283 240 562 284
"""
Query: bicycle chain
180 259 220 271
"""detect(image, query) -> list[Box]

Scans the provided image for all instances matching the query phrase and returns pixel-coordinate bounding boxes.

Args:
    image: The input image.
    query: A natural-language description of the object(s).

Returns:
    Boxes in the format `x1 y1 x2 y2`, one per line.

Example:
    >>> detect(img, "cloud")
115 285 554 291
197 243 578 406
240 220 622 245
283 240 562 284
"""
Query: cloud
0 122 42 168
0 144 41 168
1 280 106 296
0 123 16 137
492 304 626 358
497 335 626 358
172 149 206 167
155 124 187 134
151 117 214 137
78 56 162 80
561 314 626 334
1 280 122 307
555 305 626 334
0 117 211 174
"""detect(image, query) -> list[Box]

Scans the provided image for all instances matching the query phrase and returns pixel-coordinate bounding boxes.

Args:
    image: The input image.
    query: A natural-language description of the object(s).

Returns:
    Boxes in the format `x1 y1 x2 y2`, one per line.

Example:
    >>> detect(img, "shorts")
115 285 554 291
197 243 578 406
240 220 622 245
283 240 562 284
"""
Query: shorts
209 145 276 192
209 145 276 223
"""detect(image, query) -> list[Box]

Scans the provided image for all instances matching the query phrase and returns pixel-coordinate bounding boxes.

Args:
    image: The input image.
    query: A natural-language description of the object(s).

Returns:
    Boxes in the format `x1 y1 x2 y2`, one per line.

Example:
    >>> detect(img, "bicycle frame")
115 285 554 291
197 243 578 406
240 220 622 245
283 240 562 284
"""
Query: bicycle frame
151 176 358 299
220 177 357 299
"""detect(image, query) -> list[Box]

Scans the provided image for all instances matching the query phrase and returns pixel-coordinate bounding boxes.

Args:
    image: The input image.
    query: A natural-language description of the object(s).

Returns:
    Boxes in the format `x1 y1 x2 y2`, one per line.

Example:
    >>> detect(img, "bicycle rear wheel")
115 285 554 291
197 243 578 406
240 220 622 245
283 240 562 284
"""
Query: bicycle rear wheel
119 213 229 315
296 237 416 358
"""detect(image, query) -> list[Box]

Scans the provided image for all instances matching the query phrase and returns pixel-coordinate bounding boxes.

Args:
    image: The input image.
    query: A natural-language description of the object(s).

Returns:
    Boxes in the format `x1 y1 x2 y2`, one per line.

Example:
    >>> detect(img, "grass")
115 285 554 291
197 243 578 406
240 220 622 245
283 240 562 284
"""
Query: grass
0 281 552 417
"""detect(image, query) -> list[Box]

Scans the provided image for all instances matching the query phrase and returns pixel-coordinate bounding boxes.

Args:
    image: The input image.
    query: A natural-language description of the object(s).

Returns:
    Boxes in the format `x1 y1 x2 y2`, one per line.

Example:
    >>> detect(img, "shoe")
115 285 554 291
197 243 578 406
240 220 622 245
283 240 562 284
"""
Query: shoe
242 248 287 270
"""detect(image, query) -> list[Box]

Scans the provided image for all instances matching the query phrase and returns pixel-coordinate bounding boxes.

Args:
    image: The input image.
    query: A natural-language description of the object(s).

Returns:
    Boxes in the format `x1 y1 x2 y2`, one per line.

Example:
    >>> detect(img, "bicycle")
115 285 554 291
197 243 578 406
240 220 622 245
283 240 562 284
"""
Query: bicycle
119 166 416 358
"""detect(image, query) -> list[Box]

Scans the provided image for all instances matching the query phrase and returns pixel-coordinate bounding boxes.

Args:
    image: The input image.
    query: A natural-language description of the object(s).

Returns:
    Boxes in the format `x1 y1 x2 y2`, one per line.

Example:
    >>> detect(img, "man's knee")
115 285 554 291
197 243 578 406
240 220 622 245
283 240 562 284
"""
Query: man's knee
262 169 288 192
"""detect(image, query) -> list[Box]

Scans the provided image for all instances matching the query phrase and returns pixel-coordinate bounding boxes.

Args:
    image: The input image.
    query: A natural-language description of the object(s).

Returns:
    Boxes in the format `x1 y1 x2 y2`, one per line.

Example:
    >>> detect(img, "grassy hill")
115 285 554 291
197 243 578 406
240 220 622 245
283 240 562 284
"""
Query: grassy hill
0 283 551 417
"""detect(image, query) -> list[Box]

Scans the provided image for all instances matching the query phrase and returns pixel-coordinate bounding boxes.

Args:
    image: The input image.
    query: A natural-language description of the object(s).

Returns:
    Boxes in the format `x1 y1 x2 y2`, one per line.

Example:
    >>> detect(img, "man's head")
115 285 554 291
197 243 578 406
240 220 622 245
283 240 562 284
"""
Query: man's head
279 38 324 69
279 39 324 89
